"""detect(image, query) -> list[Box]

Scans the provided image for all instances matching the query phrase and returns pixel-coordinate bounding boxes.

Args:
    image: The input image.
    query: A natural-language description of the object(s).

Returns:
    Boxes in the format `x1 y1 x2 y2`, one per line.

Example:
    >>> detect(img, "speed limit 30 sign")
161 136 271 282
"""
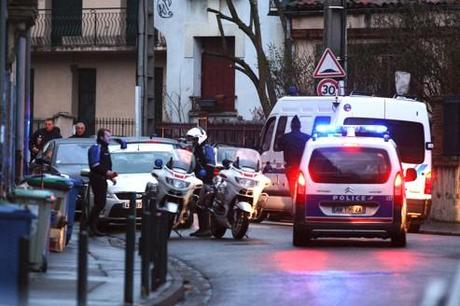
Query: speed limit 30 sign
317 78 339 96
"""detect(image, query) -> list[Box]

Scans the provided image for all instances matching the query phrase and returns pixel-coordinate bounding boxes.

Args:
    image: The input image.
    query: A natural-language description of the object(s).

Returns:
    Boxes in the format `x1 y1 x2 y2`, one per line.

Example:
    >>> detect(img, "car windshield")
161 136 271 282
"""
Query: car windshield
308 147 391 184
112 151 173 174
233 149 261 172
216 147 238 165
167 149 195 173
55 143 93 165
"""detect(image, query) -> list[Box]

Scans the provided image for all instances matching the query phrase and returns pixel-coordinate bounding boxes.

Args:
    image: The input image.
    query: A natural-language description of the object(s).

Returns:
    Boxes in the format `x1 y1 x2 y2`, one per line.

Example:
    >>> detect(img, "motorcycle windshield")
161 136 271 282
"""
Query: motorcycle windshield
233 149 261 172
167 149 195 174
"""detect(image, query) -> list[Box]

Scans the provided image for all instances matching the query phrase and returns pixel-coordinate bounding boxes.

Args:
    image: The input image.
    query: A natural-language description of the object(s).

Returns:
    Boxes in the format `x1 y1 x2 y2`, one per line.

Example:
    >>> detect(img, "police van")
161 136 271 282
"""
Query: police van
260 96 432 231
292 125 413 247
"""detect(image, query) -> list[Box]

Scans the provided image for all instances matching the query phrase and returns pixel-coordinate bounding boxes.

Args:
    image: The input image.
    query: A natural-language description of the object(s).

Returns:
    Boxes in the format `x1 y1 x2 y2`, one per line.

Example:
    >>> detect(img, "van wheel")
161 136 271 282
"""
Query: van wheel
293 225 311 247
391 228 407 247
407 219 421 233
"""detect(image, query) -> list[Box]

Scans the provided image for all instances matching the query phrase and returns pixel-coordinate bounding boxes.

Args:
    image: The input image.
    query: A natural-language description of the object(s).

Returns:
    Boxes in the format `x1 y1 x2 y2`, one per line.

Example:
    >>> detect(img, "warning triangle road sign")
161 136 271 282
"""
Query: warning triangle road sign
313 48 346 79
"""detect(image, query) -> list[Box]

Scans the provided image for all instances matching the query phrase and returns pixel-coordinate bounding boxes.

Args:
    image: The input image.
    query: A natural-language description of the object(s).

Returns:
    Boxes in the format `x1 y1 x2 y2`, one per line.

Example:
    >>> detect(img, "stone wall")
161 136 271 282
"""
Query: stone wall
430 97 460 222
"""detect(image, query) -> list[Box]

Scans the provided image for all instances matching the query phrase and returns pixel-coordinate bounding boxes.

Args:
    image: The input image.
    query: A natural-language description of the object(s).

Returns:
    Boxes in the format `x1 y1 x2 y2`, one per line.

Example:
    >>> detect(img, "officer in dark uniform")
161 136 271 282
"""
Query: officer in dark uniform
87 128 117 236
186 127 215 237
278 116 310 195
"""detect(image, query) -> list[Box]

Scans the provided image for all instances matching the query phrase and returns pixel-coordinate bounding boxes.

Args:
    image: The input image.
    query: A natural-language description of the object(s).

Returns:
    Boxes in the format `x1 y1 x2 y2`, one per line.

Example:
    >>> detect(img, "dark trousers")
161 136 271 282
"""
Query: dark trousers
89 176 107 231
196 187 210 231
286 166 299 198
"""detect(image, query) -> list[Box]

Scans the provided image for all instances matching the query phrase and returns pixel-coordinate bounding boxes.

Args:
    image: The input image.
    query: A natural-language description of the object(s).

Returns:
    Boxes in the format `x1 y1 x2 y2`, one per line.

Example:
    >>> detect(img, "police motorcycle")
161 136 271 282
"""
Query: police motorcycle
204 148 271 240
149 149 203 237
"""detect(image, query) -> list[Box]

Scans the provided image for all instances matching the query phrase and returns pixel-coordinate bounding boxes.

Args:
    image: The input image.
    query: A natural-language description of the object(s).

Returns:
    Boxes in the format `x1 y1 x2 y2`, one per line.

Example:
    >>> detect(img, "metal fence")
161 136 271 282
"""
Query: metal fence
96 117 135 137
156 122 264 148
32 118 264 147
31 8 166 50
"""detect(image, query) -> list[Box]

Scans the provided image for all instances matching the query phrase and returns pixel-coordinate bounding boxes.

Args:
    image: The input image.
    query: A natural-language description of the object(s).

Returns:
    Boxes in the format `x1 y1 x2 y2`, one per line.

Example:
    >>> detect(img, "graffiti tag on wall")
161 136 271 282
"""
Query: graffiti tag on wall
157 0 173 18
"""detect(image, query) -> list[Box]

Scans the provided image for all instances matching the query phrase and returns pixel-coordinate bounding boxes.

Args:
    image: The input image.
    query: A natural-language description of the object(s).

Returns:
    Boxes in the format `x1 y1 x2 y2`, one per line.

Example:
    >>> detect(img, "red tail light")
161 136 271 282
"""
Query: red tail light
297 172 306 196
394 172 404 205
424 171 432 194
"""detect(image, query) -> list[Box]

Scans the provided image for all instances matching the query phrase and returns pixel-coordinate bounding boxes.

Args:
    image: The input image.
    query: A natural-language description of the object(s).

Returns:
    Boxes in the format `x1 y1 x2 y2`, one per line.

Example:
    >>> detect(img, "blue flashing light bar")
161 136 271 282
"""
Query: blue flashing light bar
313 125 389 138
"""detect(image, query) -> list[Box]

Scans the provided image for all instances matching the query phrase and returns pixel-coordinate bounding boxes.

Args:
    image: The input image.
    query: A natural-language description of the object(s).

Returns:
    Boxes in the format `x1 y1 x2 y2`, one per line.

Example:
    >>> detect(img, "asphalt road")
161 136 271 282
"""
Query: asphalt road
168 221 460 306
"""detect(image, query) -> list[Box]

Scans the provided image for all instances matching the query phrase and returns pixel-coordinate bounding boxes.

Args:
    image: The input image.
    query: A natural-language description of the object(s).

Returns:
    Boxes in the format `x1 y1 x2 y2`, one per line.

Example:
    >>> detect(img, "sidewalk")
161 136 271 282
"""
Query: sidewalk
29 229 184 306
420 219 460 236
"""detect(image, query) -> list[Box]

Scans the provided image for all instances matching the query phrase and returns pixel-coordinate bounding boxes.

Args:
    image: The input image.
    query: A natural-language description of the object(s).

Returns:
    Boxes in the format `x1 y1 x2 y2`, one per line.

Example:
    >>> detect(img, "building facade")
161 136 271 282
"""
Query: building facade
31 0 167 136
155 0 283 123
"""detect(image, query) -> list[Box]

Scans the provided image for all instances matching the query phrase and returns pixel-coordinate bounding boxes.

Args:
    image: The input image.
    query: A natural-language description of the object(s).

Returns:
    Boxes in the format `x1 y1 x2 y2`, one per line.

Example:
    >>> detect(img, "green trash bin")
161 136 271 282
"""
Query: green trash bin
11 188 55 272
25 174 73 252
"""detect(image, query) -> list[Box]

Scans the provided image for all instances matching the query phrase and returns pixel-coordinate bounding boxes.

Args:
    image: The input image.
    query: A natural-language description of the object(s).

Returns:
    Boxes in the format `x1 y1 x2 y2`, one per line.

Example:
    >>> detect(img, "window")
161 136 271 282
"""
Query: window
56 143 92 165
443 96 460 155
274 116 288 152
308 148 391 184
344 118 425 164
261 117 276 152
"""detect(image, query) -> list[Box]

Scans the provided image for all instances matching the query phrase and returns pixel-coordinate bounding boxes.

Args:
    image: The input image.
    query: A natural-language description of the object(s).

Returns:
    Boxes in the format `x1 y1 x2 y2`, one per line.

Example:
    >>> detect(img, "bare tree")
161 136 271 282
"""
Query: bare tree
348 2 460 102
207 0 278 116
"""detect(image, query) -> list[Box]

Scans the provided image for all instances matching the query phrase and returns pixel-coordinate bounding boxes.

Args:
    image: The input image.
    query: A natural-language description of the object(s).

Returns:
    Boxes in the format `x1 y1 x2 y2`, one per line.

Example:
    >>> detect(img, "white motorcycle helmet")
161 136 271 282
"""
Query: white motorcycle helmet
186 127 208 145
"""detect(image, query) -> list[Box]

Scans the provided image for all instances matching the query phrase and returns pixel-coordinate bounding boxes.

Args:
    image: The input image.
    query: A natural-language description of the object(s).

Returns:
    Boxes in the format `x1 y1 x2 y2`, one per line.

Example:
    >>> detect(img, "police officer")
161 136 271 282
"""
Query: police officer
87 128 117 236
186 127 215 237
278 116 310 195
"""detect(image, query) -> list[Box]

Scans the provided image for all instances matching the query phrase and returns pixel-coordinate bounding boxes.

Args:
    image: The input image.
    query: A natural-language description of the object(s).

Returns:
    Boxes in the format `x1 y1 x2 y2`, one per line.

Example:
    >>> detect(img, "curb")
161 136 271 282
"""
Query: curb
139 260 185 306
419 229 460 237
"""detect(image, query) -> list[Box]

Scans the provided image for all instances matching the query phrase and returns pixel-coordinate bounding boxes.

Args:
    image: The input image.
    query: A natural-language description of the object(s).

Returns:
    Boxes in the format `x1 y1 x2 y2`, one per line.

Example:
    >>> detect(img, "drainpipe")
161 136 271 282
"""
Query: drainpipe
24 29 32 173
15 35 27 183
0 0 7 196
136 0 145 137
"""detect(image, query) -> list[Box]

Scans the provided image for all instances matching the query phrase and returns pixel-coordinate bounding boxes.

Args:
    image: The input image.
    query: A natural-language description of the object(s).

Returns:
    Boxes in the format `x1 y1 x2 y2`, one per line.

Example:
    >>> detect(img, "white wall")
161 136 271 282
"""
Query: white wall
155 0 283 122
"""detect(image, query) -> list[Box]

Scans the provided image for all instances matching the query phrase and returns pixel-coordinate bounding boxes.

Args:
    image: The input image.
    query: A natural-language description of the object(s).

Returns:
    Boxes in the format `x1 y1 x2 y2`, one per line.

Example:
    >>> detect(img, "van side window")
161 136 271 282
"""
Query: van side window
274 116 288 152
261 117 276 152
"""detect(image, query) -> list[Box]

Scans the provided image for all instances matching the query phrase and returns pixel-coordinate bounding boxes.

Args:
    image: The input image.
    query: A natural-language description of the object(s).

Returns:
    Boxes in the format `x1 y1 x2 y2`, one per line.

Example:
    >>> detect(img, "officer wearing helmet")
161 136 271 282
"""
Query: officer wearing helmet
186 127 215 237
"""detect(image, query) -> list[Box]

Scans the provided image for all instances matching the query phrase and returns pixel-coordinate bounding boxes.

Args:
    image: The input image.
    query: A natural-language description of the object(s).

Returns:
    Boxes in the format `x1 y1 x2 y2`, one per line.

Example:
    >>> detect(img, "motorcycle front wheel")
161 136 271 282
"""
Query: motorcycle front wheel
232 210 250 240
210 214 226 238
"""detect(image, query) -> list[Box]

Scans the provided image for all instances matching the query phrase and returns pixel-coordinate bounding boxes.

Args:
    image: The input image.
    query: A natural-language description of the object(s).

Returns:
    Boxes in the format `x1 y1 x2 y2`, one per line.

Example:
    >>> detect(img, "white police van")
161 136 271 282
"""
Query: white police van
292 125 415 247
260 96 431 231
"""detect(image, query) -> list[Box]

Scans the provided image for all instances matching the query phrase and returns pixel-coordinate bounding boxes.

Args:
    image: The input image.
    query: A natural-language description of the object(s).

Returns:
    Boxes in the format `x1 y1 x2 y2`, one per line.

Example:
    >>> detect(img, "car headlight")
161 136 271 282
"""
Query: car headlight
166 177 190 189
235 177 258 188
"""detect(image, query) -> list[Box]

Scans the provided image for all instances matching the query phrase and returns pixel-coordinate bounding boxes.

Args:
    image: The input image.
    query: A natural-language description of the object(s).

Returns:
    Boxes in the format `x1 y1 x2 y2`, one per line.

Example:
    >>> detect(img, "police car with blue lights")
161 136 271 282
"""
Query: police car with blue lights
292 125 415 247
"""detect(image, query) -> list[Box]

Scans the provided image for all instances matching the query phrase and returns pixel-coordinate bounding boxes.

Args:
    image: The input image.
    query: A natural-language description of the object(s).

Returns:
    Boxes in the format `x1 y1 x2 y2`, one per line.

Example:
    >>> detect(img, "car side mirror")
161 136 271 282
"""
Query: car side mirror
405 168 417 182
154 159 164 169
222 159 231 169
80 168 90 177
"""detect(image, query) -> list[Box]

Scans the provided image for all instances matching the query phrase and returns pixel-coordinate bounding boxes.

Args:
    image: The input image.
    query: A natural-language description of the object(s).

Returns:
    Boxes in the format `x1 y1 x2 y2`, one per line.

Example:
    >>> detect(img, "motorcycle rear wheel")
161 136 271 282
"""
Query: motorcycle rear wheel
210 215 226 238
232 210 250 240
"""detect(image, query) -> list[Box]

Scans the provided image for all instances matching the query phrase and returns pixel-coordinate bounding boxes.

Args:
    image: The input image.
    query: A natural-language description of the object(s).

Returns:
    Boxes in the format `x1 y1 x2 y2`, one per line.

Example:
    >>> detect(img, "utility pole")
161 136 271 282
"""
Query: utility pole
137 0 155 136
324 0 347 94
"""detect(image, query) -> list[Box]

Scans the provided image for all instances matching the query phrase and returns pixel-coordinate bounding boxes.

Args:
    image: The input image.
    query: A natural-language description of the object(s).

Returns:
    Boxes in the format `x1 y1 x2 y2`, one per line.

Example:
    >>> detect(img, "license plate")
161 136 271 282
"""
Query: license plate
122 200 142 209
332 205 366 214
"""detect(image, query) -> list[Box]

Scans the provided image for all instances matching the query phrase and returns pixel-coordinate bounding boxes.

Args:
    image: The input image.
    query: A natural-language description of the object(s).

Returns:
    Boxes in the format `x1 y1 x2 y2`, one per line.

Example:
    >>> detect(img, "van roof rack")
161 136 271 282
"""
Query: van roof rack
393 95 418 101
349 91 374 97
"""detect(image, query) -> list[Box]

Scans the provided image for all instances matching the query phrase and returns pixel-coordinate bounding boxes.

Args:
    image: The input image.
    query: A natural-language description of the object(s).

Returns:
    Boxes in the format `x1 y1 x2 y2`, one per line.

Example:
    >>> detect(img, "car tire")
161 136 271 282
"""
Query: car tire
391 227 407 247
293 225 311 247
407 218 421 233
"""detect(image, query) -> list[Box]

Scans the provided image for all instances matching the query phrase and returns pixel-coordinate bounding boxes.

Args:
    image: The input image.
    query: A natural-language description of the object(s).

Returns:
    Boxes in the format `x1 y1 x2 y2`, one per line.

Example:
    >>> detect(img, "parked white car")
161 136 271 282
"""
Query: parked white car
98 141 177 227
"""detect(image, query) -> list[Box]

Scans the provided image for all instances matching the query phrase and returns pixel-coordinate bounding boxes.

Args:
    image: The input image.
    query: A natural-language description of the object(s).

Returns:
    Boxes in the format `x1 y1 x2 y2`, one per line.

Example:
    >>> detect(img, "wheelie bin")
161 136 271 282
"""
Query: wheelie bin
65 178 84 245
25 174 73 252
11 188 55 272
0 203 35 306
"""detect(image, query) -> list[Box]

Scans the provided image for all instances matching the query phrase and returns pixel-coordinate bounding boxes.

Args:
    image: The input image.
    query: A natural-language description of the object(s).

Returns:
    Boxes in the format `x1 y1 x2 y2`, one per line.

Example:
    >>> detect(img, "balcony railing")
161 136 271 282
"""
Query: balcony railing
31 8 166 51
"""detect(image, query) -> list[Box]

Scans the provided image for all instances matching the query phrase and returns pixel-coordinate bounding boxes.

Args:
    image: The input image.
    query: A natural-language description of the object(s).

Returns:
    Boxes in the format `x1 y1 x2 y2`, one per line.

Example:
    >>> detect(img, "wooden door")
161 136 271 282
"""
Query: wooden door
201 37 235 112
